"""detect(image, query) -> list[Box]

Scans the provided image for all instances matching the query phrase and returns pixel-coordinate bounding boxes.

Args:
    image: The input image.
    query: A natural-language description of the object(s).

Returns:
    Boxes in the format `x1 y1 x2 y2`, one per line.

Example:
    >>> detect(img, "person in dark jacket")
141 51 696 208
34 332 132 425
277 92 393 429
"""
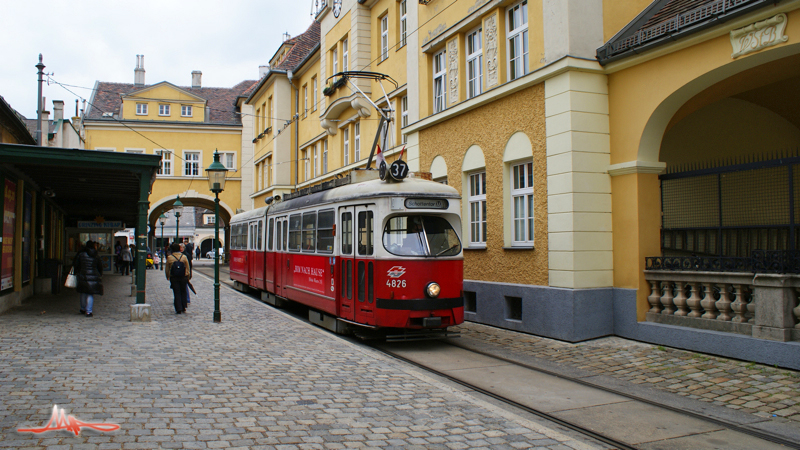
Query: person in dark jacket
74 240 103 317
165 242 191 314
180 243 193 305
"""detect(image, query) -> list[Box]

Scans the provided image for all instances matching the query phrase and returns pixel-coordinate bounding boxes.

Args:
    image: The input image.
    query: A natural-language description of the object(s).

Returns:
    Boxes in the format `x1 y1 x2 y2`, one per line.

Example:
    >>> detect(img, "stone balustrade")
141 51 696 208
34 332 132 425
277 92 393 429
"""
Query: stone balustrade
644 270 800 341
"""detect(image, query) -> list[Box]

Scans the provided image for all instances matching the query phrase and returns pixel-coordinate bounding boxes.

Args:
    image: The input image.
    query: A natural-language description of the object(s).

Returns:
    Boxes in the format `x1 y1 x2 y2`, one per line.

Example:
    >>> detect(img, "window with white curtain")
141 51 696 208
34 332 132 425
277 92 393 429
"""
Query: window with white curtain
511 162 534 244
323 140 328 174
332 47 338 74
433 50 446 113
313 144 319 178
400 0 407 47
354 122 360 161
466 28 483 99
380 15 389 61
401 96 408 144
342 38 348 72
507 0 529 81
343 128 349 166
469 172 487 246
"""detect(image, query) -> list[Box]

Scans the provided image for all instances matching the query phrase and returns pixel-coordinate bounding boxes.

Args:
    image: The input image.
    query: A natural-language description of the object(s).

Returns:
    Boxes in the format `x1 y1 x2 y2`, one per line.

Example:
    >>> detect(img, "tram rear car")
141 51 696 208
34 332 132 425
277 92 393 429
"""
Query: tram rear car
229 171 464 334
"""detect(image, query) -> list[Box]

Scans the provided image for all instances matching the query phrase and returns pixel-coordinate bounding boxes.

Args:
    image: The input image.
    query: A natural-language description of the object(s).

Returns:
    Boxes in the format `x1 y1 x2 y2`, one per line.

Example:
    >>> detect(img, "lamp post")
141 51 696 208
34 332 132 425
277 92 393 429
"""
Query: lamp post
173 197 184 243
159 213 167 264
206 150 229 323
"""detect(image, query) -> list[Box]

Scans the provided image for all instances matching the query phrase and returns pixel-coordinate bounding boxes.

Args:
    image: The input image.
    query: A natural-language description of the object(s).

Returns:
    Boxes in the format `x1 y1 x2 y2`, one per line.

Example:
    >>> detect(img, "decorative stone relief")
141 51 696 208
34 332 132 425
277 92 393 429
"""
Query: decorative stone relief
448 40 458 104
731 13 788 59
485 14 498 88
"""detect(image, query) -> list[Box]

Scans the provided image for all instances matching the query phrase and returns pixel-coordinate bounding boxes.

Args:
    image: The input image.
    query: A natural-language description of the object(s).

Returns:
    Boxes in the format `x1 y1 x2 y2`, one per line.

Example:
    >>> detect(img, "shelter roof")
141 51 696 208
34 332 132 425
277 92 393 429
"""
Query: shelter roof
85 80 256 125
596 0 775 65
0 143 161 226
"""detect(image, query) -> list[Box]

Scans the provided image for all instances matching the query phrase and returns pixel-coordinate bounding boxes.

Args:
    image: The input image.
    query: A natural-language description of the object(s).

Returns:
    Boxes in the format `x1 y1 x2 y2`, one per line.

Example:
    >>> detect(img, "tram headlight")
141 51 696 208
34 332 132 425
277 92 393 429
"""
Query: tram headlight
425 282 441 298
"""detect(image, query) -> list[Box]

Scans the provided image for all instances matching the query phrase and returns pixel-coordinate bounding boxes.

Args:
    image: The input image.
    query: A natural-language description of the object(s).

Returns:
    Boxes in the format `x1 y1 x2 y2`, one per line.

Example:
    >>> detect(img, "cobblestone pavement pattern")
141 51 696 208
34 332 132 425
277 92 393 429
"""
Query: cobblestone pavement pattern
454 322 800 422
1 270 599 450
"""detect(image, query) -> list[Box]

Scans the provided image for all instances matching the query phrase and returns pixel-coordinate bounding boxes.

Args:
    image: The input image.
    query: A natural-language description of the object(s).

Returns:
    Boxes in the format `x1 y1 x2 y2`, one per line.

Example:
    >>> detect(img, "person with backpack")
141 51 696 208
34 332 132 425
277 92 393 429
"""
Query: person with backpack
165 242 191 314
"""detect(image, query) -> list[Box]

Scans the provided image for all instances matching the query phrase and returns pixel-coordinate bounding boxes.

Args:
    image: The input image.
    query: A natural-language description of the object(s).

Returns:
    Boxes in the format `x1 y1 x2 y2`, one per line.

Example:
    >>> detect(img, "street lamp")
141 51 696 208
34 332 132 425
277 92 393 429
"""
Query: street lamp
159 213 167 263
173 197 184 243
206 150 229 323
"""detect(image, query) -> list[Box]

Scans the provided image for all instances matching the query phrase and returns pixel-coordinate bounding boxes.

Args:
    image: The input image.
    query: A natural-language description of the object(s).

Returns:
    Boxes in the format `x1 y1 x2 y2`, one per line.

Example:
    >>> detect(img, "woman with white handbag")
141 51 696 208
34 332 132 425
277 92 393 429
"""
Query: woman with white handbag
73 240 104 317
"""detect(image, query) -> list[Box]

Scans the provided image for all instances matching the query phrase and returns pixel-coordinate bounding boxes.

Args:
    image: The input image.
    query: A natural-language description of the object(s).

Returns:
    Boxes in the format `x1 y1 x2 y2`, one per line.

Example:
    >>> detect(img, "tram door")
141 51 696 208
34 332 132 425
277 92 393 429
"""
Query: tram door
339 205 376 325
250 220 265 289
274 216 288 297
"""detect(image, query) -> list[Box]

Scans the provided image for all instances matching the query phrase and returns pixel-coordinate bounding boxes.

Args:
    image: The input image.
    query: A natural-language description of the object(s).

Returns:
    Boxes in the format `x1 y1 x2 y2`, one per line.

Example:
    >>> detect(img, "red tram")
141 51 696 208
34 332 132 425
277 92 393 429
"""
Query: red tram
228 169 464 337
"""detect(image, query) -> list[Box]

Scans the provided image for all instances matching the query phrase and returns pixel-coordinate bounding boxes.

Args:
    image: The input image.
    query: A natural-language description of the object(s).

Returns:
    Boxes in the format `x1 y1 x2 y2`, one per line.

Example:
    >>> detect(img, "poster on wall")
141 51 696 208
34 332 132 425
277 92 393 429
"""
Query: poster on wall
2 179 17 291
22 191 32 284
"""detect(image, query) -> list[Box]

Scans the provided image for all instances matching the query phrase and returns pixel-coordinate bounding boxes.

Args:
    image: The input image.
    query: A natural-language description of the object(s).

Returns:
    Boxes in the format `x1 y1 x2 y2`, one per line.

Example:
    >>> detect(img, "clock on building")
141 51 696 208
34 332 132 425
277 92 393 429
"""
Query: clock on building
333 0 342 17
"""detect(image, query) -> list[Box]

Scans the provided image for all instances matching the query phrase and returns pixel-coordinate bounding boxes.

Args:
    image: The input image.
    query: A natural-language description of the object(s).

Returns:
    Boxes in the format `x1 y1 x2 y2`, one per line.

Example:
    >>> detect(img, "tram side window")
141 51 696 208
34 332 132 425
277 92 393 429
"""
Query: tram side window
358 211 374 255
288 214 302 251
257 220 263 250
232 225 239 249
341 212 353 255
243 224 249 251
317 210 335 253
268 218 274 251
282 219 288 251
276 220 283 251
302 212 316 252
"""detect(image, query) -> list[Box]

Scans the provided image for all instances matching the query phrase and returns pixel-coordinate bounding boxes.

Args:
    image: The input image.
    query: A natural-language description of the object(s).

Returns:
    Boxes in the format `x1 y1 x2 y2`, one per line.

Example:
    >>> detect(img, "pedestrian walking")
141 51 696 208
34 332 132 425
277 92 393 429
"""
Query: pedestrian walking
128 244 137 274
165 242 191 314
180 243 193 305
73 240 103 317
195 245 200 260
114 242 122 273
120 244 133 275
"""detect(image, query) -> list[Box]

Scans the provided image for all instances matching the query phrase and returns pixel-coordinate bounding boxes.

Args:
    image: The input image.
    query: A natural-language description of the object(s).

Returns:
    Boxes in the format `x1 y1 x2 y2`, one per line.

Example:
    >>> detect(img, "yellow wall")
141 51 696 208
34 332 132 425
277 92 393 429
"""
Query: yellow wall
602 0 652 42
419 83 548 285
122 84 206 122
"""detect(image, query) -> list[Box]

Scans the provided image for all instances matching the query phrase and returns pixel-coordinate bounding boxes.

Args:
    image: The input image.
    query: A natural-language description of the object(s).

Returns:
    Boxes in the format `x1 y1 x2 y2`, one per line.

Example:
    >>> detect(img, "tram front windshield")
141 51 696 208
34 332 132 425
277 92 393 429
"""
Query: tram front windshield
383 215 461 257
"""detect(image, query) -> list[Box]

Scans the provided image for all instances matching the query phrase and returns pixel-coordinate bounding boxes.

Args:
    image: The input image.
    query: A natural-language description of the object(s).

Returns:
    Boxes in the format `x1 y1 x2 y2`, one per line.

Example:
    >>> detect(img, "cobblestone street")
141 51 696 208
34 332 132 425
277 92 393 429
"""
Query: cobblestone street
0 270 598 449
454 322 800 422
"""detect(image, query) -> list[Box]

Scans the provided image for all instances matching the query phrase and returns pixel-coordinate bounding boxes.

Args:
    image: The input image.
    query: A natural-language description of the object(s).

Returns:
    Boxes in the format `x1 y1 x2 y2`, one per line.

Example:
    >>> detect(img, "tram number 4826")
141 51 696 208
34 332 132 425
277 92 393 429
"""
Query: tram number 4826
387 279 407 288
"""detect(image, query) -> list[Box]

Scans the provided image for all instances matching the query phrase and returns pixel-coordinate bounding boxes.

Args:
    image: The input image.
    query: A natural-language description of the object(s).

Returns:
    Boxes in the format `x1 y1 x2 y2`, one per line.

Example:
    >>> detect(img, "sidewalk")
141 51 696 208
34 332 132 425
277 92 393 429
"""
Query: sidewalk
0 270 599 449
452 322 800 423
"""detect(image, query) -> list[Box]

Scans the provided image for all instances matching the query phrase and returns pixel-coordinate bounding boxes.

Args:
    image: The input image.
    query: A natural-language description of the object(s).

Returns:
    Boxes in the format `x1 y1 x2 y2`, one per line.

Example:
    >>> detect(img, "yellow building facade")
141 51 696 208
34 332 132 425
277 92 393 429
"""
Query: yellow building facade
83 58 256 249
240 0 800 367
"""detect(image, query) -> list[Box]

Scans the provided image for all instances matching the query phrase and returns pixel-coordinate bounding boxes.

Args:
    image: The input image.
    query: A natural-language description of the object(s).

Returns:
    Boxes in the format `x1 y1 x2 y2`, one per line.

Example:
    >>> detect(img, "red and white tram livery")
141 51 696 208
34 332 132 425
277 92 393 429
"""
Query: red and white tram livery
229 170 464 335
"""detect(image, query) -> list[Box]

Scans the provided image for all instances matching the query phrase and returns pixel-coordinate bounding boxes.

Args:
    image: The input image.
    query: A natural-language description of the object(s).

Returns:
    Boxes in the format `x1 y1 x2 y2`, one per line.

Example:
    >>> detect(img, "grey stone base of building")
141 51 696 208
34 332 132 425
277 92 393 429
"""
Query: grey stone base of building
463 281 800 370
130 303 151 322
462 280 614 342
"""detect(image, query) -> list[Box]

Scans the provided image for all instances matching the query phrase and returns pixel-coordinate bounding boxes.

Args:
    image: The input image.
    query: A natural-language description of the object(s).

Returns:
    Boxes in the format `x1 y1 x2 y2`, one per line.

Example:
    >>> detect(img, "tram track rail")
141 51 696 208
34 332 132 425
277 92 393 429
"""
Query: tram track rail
370 339 800 450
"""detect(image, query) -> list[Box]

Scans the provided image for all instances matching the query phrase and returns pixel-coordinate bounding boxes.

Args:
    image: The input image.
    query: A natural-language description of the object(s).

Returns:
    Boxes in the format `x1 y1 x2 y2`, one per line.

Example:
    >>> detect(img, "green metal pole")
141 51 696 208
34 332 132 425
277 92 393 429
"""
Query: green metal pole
214 191 221 322
136 172 150 304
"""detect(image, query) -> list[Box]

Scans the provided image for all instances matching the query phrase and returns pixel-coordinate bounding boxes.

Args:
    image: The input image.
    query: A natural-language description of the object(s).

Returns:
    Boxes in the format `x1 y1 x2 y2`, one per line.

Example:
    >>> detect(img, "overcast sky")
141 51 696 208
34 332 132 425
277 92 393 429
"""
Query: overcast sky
2 1 316 119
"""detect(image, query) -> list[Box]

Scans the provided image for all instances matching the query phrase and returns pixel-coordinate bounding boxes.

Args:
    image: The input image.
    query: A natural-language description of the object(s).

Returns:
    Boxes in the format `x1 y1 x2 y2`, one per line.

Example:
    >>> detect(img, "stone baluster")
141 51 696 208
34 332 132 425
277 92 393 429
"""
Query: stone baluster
731 283 748 323
746 287 756 323
660 281 675 315
647 281 662 313
687 282 703 318
673 281 689 316
701 282 718 319
795 288 800 330
715 284 733 321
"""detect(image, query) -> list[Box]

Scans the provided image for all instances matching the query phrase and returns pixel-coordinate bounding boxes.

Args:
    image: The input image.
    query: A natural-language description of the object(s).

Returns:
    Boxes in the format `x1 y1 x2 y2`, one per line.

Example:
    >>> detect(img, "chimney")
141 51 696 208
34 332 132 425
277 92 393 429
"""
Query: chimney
53 100 64 122
259 65 269 78
39 101 50 147
192 71 202 88
134 55 145 86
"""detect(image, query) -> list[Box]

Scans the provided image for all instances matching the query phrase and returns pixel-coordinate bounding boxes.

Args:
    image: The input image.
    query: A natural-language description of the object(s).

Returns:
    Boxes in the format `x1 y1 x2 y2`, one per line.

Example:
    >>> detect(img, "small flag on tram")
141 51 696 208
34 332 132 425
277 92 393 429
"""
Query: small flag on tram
376 143 386 167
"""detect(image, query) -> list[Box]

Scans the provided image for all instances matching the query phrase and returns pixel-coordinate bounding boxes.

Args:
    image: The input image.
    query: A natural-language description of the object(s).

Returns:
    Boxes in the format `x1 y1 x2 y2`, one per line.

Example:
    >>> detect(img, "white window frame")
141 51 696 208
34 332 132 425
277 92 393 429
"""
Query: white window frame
400 0 407 47
258 162 263 190
507 0 529 82
401 96 408 144
380 15 389 61
433 50 446 113
343 128 350 166
181 105 193 117
469 171 487 247
354 122 361 161
313 144 319 178
136 103 147 115
125 148 145 154
159 104 170 116
511 161 534 245
303 149 310 180
155 149 173 176
206 215 216 225
332 48 338 75
312 77 318 111
183 150 202 177
342 38 349 72
265 157 271 187
220 151 236 171
303 84 308 117
323 140 328 174
466 27 483 99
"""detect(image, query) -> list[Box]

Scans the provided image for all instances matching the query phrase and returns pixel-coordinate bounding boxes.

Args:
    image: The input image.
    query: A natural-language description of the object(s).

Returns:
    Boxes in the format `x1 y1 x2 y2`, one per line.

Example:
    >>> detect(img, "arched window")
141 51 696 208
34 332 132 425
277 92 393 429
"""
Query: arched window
462 145 487 247
503 132 533 246
430 156 448 185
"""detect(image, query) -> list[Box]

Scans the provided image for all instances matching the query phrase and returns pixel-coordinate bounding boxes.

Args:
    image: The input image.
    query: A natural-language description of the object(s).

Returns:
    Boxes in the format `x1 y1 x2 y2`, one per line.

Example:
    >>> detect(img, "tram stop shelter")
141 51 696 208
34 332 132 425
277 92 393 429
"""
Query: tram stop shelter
0 143 161 320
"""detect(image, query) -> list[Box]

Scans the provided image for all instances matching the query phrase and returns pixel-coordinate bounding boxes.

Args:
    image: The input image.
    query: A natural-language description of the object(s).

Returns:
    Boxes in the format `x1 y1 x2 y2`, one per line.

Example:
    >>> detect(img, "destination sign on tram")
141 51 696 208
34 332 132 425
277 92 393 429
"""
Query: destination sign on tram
405 198 449 209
